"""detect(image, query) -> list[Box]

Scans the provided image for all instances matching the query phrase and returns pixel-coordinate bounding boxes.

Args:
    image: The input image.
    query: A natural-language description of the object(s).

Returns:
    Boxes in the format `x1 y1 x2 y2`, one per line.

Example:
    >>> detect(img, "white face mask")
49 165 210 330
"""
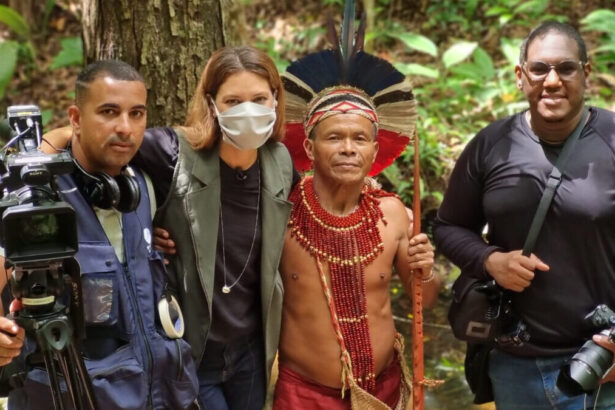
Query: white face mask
213 101 277 150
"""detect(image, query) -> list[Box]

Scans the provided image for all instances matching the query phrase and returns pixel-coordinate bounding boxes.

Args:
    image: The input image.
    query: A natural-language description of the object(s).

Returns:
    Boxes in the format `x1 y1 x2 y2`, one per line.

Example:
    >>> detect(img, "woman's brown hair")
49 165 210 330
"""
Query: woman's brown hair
182 46 286 150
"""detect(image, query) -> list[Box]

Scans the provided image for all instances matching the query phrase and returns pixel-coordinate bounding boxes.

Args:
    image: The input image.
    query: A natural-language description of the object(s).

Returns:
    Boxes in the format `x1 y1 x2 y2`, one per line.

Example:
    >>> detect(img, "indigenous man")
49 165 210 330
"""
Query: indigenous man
274 54 440 408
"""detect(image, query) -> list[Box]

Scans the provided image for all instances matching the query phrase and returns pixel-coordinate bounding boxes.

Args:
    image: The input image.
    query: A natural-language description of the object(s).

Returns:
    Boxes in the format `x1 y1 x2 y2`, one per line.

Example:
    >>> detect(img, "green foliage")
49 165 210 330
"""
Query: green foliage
581 9 615 72
0 5 30 39
0 41 19 98
390 32 438 57
442 41 477 68
394 63 439 79
254 37 289 73
0 5 83 100
0 6 35 99
50 37 83 69
485 0 560 27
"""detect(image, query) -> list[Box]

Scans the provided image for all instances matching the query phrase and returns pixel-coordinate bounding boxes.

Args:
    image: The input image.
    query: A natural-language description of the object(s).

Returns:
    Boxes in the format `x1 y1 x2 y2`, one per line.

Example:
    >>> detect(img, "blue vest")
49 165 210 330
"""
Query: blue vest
8 170 198 410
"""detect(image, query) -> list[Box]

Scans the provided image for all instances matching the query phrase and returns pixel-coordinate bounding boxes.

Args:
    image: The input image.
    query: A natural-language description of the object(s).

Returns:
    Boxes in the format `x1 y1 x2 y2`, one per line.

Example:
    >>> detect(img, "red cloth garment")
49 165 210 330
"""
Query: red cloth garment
273 359 401 410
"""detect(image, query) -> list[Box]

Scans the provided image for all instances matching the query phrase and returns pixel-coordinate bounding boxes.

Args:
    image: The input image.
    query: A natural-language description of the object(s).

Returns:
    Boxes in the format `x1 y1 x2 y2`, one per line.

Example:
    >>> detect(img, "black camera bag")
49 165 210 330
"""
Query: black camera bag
448 276 508 344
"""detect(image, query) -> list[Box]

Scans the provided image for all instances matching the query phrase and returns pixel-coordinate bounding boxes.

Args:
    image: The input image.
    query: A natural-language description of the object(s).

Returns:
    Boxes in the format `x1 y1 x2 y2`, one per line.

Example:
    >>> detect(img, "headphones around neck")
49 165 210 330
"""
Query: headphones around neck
71 158 141 213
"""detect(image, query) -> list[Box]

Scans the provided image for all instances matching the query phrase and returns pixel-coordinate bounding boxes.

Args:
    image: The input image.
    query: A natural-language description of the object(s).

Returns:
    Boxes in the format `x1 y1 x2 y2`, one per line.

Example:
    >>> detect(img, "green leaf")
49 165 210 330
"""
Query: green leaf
0 6 30 39
581 9 615 35
391 32 438 57
50 37 83 69
450 63 483 82
485 6 510 17
23 40 36 62
442 41 477 68
41 109 54 126
514 0 549 16
465 0 479 19
0 40 19 99
394 62 439 79
501 37 522 67
499 14 513 26
473 47 495 79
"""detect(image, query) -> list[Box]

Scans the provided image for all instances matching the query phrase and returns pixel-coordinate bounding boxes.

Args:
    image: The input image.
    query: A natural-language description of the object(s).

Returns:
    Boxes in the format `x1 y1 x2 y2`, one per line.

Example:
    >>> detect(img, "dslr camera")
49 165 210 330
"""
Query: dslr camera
557 304 615 396
0 104 78 318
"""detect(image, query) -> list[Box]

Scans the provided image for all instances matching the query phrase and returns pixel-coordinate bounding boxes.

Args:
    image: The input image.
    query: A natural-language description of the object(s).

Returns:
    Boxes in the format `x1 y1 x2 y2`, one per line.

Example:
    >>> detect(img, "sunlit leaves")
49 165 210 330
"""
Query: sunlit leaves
394 63 439 79
501 37 523 67
442 41 477 68
581 9 615 34
391 32 438 57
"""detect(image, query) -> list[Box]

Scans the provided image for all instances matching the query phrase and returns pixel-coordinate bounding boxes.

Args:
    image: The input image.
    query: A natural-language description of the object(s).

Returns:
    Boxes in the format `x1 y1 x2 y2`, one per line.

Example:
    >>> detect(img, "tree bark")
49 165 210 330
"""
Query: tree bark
81 0 227 126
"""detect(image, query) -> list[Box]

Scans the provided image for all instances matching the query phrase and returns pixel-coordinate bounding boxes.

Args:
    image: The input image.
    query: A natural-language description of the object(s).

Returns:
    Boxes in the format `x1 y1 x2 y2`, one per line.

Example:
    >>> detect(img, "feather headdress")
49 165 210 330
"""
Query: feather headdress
283 0 417 176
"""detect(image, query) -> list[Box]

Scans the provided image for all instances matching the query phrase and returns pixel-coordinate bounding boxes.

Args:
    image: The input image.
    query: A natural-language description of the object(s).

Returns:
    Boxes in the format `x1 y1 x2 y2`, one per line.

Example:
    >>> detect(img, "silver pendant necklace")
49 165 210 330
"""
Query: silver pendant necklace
220 160 261 294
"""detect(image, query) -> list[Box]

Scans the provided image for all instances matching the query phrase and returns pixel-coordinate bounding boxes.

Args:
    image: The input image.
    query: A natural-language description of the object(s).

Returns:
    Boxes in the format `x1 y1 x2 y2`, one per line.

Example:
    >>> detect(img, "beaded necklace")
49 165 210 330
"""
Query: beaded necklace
288 176 396 392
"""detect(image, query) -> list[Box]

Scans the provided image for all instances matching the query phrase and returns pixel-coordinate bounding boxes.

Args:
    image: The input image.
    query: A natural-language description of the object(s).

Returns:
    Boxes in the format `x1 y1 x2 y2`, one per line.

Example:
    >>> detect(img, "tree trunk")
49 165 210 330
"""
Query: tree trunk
81 0 228 126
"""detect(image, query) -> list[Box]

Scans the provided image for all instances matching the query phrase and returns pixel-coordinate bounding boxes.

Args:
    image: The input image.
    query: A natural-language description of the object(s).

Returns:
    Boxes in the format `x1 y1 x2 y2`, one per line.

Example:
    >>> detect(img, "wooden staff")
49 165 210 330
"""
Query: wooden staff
411 129 425 410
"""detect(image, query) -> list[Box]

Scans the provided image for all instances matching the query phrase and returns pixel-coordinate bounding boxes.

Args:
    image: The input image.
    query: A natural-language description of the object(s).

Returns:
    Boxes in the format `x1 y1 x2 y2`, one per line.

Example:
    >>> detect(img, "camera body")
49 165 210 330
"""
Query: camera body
557 304 615 396
0 105 78 315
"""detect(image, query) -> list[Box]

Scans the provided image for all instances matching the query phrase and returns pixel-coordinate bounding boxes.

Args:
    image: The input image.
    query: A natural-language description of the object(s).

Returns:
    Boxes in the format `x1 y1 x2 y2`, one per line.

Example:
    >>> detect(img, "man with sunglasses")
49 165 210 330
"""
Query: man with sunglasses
434 21 615 408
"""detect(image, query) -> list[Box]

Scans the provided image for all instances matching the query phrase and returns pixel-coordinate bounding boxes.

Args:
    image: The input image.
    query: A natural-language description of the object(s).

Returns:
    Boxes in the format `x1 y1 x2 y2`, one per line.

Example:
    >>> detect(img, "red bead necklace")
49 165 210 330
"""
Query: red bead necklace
288 176 396 392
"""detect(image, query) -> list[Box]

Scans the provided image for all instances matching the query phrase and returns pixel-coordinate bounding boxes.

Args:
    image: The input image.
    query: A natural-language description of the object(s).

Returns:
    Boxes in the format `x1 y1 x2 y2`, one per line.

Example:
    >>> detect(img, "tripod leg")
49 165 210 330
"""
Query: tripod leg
57 348 84 409
67 341 97 410
42 348 66 410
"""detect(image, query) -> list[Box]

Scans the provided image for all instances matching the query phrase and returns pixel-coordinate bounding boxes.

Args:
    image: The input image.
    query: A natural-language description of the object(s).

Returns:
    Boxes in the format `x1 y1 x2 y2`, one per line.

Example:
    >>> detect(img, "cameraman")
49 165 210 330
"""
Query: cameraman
0 60 199 409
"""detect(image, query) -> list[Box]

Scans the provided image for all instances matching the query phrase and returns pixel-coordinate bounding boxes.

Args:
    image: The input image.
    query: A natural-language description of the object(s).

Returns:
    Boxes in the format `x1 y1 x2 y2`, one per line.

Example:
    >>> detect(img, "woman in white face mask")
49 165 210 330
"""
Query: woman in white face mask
132 46 296 410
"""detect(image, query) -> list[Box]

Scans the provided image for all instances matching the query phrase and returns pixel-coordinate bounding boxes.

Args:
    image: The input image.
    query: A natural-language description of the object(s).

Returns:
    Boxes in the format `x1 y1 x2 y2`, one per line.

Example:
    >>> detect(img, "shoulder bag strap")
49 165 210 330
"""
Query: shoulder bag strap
522 107 589 256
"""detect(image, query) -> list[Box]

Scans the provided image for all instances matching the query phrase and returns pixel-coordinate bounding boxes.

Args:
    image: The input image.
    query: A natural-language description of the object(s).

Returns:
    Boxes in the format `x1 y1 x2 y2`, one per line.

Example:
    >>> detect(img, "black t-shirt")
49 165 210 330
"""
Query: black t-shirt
434 107 615 356
209 158 262 341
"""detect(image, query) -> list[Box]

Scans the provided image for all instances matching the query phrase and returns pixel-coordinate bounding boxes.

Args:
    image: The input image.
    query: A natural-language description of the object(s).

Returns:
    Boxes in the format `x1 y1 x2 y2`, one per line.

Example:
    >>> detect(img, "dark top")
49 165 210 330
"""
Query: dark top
131 128 299 343
433 107 615 356
209 158 262 341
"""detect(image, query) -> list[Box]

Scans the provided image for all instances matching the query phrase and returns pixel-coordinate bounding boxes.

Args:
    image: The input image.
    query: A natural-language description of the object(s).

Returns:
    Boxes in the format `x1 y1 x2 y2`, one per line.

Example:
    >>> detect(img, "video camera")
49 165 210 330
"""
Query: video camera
0 104 79 316
557 304 615 396
0 105 96 409
0 105 77 266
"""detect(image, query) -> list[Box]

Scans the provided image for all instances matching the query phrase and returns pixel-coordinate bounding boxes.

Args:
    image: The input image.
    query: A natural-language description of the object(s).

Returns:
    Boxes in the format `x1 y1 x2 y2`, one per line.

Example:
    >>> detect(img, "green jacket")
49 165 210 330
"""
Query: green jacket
155 131 293 384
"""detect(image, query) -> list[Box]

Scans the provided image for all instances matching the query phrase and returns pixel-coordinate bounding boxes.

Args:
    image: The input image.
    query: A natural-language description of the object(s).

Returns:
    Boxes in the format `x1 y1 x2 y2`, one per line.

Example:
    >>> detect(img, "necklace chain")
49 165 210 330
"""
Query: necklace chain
220 160 261 294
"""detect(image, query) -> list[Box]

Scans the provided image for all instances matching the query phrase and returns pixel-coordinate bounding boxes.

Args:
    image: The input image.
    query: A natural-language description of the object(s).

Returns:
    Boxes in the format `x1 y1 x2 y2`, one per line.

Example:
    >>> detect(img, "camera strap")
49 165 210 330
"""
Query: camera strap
522 107 590 256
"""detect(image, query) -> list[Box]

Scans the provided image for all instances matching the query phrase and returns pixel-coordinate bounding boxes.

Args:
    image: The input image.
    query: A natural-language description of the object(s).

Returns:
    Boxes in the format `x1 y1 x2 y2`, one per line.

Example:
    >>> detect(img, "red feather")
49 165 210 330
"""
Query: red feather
369 129 410 176
283 123 311 172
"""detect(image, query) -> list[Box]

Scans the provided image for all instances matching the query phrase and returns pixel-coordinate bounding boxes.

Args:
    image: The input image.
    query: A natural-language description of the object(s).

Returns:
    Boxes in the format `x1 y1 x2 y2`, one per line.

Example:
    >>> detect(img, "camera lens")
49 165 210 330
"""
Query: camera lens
557 339 613 396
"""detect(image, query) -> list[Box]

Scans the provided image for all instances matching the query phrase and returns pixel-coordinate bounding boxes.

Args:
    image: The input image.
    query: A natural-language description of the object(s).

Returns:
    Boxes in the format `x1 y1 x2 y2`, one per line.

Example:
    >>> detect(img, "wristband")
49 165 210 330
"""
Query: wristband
421 270 436 283
158 293 184 339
